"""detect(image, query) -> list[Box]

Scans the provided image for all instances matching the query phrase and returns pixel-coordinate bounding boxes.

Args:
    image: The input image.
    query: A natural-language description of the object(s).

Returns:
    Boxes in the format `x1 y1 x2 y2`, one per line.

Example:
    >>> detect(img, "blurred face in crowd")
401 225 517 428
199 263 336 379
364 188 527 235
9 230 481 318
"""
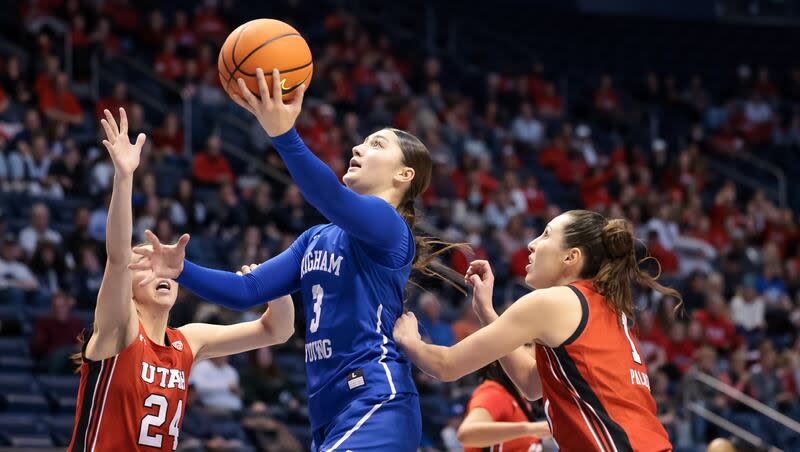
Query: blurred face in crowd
419 293 441 322
130 247 178 310
52 292 74 321
344 129 415 199
31 204 49 230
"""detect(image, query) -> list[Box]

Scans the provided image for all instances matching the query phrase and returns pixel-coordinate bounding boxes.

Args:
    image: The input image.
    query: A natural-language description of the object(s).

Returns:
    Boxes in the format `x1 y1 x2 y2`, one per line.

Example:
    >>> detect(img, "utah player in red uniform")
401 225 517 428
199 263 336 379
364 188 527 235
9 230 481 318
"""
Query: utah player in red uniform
394 210 680 451
68 109 295 451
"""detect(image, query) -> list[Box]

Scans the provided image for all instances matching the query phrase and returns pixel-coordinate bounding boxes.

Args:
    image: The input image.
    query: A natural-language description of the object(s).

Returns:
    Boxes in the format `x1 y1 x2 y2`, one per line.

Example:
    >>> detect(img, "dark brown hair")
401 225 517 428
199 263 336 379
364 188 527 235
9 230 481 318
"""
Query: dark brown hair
388 128 468 292
561 210 682 318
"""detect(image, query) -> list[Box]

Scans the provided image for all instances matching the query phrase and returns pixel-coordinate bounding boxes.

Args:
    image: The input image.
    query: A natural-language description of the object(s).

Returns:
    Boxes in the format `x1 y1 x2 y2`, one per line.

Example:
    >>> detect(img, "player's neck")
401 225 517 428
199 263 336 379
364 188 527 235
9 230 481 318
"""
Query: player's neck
137 307 170 346
370 188 401 208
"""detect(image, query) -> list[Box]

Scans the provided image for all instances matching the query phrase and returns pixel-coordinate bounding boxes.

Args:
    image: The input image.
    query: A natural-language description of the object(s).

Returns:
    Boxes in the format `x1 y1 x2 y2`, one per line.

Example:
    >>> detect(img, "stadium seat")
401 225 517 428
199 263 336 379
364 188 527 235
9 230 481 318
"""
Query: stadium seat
44 414 77 447
54 395 78 413
0 372 37 394
0 393 49 412
0 336 30 356
38 375 81 398
6 434 55 448
0 414 46 435
0 355 34 372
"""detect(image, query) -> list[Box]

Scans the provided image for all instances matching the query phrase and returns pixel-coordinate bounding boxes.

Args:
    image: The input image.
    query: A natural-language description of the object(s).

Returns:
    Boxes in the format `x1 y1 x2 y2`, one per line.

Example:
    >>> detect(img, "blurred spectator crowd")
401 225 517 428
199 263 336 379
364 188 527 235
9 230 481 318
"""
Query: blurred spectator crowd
0 0 799 450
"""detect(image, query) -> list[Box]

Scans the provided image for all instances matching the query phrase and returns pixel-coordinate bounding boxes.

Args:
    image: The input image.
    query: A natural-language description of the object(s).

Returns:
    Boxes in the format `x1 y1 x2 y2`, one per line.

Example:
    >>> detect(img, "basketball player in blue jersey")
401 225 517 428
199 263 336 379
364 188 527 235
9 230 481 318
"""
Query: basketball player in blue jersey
131 69 455 451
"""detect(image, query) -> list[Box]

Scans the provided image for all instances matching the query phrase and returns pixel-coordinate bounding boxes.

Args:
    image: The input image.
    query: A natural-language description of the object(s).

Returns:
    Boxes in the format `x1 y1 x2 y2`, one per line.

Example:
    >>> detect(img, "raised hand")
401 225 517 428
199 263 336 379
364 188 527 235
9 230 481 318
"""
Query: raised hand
129 230 190 286
231 68 306 137
100 108 146 177
393 312 422 349
465 260 497 324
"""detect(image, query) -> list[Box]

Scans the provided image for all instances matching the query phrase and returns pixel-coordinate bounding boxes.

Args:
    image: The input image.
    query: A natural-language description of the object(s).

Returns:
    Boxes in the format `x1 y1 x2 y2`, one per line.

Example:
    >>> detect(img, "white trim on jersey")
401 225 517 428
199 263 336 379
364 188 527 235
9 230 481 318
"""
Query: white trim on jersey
546 347 619 452
325 304 397 451
542 348 606 452
91 355 118 451
83 359 104 451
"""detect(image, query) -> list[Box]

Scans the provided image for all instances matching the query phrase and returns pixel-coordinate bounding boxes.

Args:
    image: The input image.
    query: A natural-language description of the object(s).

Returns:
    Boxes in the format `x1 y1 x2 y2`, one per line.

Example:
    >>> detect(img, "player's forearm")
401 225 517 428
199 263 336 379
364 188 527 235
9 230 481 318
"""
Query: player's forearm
105 173 134 264
457 422 535 447
498 349 542 400
400 339 457 381
259 296 295 343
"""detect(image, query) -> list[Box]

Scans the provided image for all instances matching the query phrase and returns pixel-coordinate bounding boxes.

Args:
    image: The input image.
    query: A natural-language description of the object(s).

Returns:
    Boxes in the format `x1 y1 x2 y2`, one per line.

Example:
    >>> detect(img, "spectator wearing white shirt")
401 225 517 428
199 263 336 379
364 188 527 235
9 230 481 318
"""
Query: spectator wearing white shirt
190 355 243 413
0 236 39 306
730 275 765 346
18 202 62 257
511 102 544 148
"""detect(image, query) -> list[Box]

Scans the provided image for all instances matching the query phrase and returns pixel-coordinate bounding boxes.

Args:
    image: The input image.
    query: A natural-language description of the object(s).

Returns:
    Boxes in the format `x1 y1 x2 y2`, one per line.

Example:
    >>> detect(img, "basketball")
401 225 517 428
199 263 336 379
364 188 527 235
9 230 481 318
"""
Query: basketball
217 18 313 102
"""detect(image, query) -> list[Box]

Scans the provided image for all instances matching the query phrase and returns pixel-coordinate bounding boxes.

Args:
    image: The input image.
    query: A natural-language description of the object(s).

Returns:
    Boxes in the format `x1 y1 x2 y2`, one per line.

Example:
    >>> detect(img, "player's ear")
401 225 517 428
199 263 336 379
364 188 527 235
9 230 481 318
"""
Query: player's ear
395 166 415 184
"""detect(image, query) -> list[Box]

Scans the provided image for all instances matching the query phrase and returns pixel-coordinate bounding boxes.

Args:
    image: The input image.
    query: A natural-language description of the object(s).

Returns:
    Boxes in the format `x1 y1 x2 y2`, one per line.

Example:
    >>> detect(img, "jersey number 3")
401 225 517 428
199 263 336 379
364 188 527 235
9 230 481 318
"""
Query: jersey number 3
309 284 324 333
138 394 182 450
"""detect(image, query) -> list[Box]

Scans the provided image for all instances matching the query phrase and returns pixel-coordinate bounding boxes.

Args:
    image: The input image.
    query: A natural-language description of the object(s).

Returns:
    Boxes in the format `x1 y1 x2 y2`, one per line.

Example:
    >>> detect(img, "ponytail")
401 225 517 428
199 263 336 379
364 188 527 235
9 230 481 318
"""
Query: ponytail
563 211 682 318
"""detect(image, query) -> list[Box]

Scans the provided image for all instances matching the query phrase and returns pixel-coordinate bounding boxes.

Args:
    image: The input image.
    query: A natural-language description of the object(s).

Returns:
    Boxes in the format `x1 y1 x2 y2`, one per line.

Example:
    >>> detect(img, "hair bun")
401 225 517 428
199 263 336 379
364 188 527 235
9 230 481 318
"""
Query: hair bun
602 218 634 259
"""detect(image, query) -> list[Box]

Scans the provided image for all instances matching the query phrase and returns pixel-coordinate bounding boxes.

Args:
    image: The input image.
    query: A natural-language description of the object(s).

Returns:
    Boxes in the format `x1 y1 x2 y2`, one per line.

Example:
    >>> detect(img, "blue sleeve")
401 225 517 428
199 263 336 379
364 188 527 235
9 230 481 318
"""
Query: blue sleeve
175 229 312 311
272 128 412 266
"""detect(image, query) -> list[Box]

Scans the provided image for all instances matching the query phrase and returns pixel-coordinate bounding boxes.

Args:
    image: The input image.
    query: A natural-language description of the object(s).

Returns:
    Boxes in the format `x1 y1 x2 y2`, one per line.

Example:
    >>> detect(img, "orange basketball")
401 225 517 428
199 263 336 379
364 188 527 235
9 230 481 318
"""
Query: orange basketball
218 19 313 102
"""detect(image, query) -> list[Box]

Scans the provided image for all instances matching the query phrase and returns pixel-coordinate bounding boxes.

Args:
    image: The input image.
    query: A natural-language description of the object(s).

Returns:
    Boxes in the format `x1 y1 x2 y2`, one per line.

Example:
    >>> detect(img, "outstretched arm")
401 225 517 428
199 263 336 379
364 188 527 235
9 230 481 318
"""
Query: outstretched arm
181 264 295 361
393 286 582 382
231 69 410 255
467 260 543 400
131 228 314 311
86 109 146 360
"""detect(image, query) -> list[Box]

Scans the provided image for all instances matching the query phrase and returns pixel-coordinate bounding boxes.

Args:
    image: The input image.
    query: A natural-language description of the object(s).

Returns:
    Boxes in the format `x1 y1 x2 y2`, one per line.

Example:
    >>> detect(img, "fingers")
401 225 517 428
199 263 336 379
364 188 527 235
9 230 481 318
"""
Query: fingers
248 263 258 272
100 118 114 142
132 246 153 258
128 260 151 270
289 83 306 107
237 77 260 109
133 133 146 150
101 139 112 153
271 68 283 104
230 93 255 114
256 68 270 103
144 229 162 251
176 233 190 249
103 109 119 137
119 107 128 136
470 274 483 287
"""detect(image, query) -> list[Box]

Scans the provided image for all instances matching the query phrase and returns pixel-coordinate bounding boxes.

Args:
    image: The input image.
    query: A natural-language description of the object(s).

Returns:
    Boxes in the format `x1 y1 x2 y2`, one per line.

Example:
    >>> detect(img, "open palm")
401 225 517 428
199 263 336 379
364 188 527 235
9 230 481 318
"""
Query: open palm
100 108 146 176
130 230 190 286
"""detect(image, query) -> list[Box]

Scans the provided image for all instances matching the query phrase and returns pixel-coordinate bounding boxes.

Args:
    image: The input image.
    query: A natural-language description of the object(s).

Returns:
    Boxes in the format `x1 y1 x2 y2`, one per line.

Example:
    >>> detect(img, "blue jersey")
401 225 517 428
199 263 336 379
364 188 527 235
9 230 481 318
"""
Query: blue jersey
176 127 421 432
296 223 417 429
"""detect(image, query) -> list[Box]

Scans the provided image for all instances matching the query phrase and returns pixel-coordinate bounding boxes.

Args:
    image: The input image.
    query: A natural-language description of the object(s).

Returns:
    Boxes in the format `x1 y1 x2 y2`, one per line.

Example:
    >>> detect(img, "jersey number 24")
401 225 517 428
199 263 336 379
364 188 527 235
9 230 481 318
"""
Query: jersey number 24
138 394 182 450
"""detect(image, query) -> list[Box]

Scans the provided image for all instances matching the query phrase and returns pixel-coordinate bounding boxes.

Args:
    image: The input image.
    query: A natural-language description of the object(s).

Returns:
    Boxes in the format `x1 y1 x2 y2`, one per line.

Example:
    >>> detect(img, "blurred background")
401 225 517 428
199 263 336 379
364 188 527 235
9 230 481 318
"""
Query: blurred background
0 0 799 450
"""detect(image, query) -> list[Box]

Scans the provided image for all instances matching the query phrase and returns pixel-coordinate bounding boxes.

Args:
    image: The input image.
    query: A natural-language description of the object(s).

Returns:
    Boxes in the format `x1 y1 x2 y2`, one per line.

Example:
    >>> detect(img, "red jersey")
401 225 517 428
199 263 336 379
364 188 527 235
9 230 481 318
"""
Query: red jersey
69 322 194 451
464 380 541 452
535 281 671 452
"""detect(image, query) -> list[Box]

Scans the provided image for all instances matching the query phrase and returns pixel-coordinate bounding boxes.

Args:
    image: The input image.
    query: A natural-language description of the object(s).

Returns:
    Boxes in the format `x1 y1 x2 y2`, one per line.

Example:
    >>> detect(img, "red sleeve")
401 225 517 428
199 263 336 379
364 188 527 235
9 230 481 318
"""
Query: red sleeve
192 154 214 183
467 385 514 421
65 93 83 115
39 89 56 112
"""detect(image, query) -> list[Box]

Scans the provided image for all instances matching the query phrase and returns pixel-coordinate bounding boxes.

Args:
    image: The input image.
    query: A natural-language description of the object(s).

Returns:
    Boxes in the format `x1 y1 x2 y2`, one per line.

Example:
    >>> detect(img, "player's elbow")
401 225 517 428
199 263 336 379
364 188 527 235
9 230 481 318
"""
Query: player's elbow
275 322 295 343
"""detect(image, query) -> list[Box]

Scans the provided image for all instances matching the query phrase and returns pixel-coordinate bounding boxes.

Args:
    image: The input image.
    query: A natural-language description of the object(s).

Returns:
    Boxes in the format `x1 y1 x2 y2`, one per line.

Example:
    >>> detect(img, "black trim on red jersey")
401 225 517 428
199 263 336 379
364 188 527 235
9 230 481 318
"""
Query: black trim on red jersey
553 346 634 452
70 359 104 452
561 285 589 346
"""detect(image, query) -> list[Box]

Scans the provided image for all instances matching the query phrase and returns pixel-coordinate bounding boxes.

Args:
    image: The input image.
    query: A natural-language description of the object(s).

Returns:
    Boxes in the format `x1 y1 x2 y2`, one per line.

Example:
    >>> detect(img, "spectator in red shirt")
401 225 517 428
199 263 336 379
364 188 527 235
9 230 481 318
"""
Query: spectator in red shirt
34 54 60 101
535 82 563 119
594 73 620 113
90 18 121 58
646 229 679 276
39 72 83 126
194 4 228 43
0 85 8 115
694 293 740 352
139 9 167 56
95 81 130 119
154 37 184 81
459 360 550 452
665 322 697 375
152 111 185 155
192 135 234 186
30 290 85 373
172 10 197 51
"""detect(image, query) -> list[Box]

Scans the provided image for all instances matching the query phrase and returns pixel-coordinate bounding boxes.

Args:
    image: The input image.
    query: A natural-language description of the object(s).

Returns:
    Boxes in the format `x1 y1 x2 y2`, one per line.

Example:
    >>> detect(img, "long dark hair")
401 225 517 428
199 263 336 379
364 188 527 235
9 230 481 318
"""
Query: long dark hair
389 128 468 293
478 361 535 421
561 210 682 318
